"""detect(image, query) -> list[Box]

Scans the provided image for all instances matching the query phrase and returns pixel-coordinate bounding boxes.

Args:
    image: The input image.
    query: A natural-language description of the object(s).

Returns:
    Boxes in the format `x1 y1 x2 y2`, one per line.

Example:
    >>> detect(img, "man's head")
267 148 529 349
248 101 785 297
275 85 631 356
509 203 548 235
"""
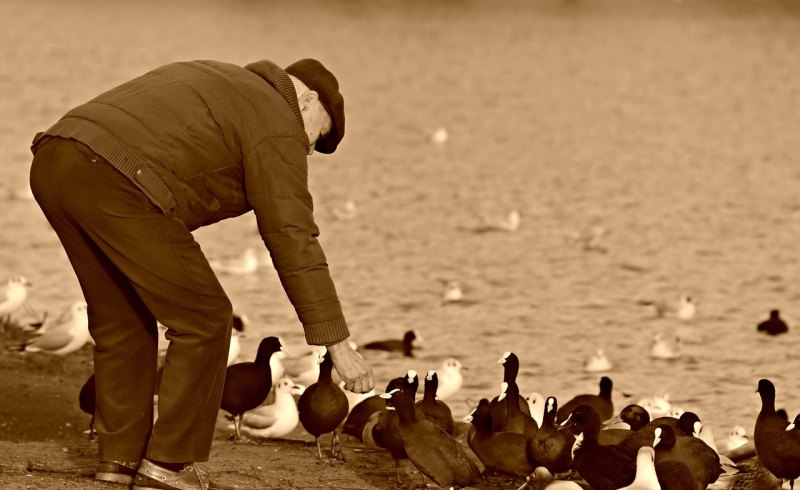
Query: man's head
285 59 344 155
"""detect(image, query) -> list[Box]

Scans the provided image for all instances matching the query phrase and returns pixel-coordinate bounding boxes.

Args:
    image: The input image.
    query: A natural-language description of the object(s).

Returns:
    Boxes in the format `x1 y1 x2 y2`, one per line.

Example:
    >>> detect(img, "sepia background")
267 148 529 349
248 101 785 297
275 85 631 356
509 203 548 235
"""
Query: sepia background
1 0 799 454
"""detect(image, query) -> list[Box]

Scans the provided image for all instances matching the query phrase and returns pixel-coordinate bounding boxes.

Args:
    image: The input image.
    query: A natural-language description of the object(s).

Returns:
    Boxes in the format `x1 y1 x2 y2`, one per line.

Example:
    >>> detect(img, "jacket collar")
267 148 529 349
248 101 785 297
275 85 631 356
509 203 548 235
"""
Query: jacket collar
244 60 304 130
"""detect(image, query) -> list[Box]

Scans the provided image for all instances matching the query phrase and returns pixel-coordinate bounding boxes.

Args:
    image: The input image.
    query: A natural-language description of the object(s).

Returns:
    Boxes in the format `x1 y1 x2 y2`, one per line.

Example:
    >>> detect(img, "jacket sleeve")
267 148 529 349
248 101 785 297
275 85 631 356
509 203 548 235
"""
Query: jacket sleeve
243 135 350 346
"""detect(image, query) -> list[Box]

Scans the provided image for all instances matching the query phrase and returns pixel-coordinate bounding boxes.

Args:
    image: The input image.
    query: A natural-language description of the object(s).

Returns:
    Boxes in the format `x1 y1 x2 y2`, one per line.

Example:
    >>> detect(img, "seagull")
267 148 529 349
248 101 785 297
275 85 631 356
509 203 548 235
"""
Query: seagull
441 281 465 304
209 247 260 275
239 377 300 439
18 301 90 355
430 126 449 145
436 358 465 401
0 276 32 320
637 295 696 320
331 199 358 221
636 393 673 419
584 349 614 372
470 209 522 233
718 425 749 453
649 333 683 360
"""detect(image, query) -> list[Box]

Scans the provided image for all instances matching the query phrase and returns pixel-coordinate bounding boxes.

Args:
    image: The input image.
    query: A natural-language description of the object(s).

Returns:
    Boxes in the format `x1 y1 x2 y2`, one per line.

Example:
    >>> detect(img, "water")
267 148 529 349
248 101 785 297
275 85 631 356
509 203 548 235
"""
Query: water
1 0 799 436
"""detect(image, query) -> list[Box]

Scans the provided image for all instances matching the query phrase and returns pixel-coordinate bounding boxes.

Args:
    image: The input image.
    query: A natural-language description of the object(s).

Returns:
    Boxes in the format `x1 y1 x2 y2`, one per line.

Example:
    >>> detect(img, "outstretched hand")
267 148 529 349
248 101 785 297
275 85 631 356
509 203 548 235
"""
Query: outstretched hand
327 339 375 393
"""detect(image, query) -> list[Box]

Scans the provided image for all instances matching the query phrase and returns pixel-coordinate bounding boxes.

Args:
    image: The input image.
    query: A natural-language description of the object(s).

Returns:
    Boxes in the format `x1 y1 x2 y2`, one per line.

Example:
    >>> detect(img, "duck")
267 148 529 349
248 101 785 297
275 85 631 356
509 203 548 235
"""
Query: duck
343 377 404 441
78 373 96 440
464 398 533 477
496 381 538 438
297 351 349 461
415 371 454 435
562 404 637 490
754 379 800 489
239 377 299 439
0 275 31 319
653 424 723 489
380 388 482 488
556 376 615 424
436 357 465 400
220 336 285 441
489 352 531 431
757 310 789 336
619 446 661 489
527 396 576 475
18 301 90 356
600 404 651 446
650 334 683 360
584 349 614 373
621 411 703 454
377 371 423 483
362 329 422 357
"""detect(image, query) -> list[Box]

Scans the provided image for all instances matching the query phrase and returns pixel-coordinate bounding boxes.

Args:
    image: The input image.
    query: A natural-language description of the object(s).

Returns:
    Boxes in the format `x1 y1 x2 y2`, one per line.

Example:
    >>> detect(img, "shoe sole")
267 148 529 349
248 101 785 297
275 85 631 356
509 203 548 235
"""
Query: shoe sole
96 472 134 484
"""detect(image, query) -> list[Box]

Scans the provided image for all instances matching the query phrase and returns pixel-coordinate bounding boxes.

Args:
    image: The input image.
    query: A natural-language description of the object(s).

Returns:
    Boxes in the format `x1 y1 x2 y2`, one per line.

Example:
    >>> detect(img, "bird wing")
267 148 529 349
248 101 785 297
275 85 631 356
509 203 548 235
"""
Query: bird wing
26 329 73 351
242 404 279 428
404 422 479 486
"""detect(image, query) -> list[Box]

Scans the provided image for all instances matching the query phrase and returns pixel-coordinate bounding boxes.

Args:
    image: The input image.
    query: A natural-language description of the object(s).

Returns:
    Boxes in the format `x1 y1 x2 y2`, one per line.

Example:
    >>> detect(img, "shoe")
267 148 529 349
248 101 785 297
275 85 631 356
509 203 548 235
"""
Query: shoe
132 459 235 490
95 460 139 484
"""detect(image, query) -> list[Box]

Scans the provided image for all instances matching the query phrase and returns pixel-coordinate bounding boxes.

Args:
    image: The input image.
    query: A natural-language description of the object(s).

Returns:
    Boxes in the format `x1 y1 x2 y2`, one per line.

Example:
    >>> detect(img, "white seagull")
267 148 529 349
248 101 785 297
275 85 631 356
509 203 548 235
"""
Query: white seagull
20 301 90 355
0 276 32 319
238 377 300 439
436 358 465 400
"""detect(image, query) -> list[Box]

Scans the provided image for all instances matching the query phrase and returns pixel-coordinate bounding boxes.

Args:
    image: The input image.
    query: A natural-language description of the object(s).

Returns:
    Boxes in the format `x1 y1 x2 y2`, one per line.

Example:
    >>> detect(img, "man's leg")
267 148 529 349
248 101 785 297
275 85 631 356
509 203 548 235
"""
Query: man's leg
31 138 231 464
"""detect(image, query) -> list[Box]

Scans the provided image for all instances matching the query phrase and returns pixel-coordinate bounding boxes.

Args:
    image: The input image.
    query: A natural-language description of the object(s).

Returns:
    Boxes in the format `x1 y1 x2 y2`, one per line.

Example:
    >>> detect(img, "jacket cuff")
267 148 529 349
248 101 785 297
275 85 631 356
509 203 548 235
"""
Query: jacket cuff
303 317 350 346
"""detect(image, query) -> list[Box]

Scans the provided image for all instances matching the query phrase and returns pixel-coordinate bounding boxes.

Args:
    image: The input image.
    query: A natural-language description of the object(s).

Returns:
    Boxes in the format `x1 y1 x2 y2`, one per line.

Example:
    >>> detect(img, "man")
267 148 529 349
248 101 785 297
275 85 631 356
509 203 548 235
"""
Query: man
29 58 374 490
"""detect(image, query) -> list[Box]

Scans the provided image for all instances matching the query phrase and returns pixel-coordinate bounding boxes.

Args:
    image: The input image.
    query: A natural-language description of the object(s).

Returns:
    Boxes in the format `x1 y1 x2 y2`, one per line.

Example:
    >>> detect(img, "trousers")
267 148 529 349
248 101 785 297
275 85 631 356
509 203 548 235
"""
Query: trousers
30 137 232 463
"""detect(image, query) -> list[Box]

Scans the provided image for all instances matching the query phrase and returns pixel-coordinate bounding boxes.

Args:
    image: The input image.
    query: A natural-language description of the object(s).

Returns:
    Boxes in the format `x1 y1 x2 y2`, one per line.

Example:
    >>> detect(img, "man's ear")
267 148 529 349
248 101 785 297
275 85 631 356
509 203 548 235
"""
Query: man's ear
299 90 319 112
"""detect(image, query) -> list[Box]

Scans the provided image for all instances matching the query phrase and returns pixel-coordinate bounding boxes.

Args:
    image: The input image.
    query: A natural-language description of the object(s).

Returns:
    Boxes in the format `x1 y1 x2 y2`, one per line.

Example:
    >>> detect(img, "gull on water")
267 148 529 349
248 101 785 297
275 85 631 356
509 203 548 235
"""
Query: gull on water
331 199 357 221
441 280 464 304
649 333 683 360
430 126 449 145
209 247 260 275
19 301 90 356
0 275 32 319
470 209 522 233
584 349 614 372
637 294 696 320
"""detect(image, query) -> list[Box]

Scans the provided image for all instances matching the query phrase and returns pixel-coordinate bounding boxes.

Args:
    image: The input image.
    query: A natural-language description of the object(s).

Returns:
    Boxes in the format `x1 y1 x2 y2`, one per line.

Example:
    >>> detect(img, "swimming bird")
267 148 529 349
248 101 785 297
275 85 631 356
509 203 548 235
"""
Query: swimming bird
562 404 637 490
757 310 789 336
431 126 449 145
362 329 422 357
239 377 299 439
527 396 575 475
718 426 749 453
380 388 482 488
556 376 615 424
0 275 31 320
637 295 695 320
220 336 285 441
331 199 358 221
436 357 464 401
636 392 673 419
490 352 531 431
343 377 404 441
465 398 533 477
653 424 723 489
497 381 538 437
441 280 466 304
650 334 683 360
584 348 614 373
209 246 260 275
415 371 454 435
600 404 652 446
18 301 90 356
619 446 661 489
79 373 96 440
297 351 349 461
754 379 800 489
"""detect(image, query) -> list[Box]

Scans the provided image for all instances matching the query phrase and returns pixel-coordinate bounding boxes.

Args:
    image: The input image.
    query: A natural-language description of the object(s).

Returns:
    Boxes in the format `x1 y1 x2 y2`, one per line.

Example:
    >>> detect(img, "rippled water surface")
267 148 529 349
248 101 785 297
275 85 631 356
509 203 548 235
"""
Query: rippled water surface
1 0 799 435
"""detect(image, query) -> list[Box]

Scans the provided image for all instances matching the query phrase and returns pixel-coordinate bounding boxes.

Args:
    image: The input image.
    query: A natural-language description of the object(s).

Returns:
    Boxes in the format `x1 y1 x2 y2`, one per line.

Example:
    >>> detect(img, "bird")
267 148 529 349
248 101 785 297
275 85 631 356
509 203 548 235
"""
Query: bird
18 301 90 356
522 467 584 489
415 370 454 435
472 209 522 233
284 345 326 387
220 336 285 441
380 388 482 488
636 392 673 419
619 446 661 489
0 275 31 320
465 398 533 477
362 329 422 357
430 126 449 145
341 380 376 414
209 246 260 275
436 357 464 401
331 198 358 221
343 377 404 441
754 379 800 489
79 373 96 440
600 404 652 446
238 377 300 439
527 396 576 475
757 310 789 336
727 455 784 489
584 349 614 372
525 392 547 429
718 425 749 453
562 404 638 490
621 411 703 454
650 334 683 360
654 459 697 490
556 376 615 424
490 352 531 431
297 351 349 461
637 295 696 320
226 329 241 367
374 371 422 483
496 381 538 437
441 280 465 304
653 424 723 489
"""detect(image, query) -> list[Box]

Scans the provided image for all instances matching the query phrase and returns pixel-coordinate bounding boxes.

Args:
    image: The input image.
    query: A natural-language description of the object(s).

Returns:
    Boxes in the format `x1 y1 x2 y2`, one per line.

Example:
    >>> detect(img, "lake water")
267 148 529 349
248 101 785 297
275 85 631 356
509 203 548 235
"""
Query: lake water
1 0 799 438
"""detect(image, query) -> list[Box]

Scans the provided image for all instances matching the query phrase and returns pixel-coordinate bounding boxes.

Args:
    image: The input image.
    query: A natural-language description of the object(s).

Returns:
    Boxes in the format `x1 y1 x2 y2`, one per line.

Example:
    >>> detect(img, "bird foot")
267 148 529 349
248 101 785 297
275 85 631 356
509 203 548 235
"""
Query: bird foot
514 476 531 490
329 435 346 463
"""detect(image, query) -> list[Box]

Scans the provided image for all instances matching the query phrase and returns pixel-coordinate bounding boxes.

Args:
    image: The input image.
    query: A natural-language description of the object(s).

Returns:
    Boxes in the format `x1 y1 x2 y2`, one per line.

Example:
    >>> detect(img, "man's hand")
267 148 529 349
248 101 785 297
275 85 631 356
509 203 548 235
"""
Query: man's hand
327 338 375 393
